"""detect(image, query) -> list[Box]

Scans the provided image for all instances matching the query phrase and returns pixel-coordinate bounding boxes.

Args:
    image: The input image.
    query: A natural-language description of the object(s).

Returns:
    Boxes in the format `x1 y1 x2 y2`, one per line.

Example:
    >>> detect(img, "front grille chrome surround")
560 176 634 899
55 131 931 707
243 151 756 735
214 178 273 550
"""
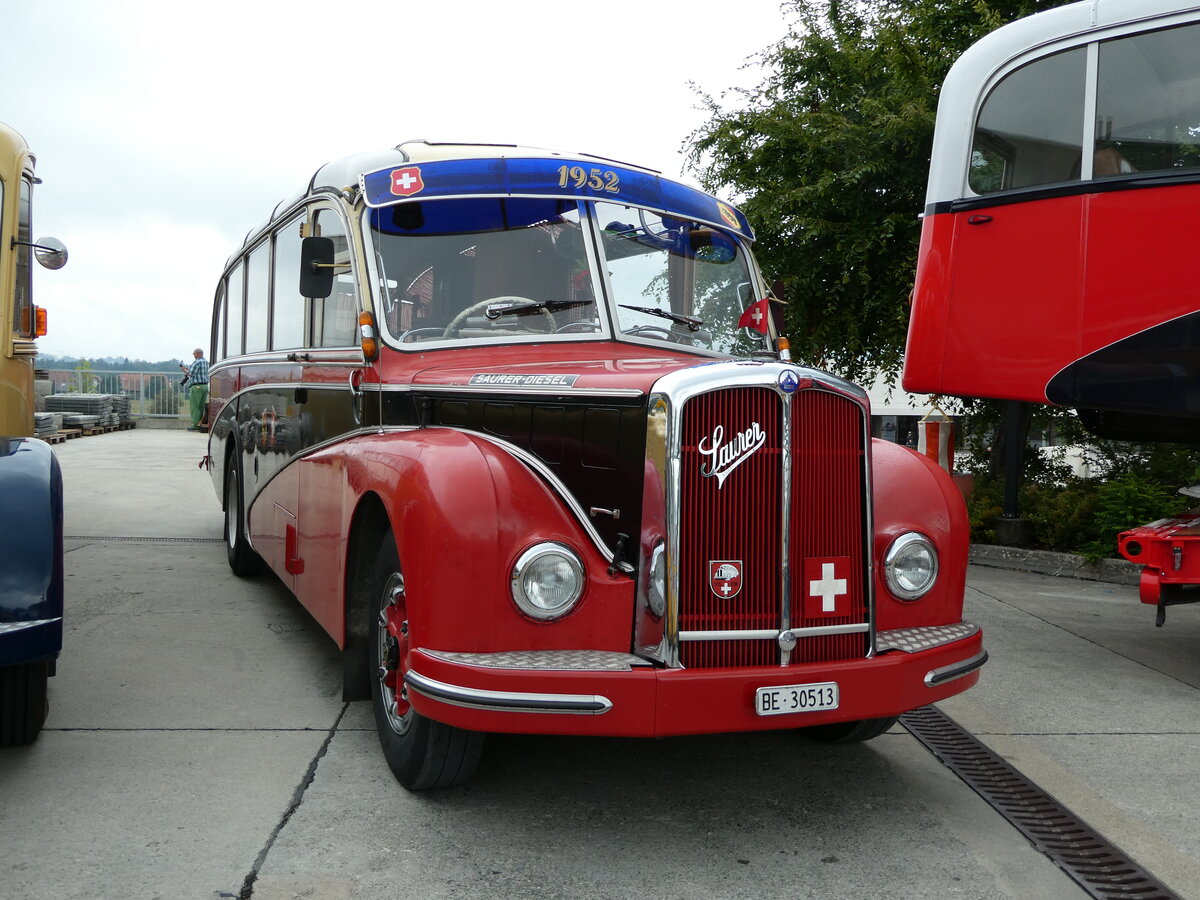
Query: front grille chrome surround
637 361 874 669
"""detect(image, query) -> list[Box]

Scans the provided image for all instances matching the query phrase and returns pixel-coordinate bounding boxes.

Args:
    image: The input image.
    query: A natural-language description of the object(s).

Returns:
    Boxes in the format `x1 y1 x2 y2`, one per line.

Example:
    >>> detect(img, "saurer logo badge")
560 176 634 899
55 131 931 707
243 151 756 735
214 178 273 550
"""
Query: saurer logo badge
709 560 743 599
698 422 766 488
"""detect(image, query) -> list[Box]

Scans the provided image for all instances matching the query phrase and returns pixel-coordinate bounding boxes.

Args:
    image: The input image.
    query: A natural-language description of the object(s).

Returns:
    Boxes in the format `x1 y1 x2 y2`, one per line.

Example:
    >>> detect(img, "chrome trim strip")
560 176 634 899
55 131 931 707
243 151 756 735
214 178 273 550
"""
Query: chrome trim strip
680 624 871 642
0 618 62 636
405 670 613 715
363 382 645 399
779 378 794 666
445 429 619 566
924 650 989 688
421 648 651 671
208 349 363 374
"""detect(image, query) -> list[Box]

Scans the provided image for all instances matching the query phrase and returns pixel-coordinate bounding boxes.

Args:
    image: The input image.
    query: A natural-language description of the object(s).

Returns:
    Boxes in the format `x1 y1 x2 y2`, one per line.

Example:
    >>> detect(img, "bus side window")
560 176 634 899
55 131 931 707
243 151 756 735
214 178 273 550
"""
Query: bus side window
244 241 270 354
213 281 226 362
272 215 305 351
969 47 1086 194
312 209 357 348
226 264 245 357
1096 22 1200 176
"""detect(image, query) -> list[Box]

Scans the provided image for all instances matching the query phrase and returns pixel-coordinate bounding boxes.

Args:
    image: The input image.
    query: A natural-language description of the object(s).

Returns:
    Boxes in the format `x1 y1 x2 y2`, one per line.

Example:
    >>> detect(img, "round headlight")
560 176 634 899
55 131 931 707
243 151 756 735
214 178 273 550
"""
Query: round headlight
884 532 938 601
511 543 585 620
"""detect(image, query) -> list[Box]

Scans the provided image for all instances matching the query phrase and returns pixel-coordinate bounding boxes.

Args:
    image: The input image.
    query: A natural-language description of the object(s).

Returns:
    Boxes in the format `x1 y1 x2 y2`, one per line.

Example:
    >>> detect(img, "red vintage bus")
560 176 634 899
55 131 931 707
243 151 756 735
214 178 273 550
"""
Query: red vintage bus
903 0 1200 622
209 141 984 789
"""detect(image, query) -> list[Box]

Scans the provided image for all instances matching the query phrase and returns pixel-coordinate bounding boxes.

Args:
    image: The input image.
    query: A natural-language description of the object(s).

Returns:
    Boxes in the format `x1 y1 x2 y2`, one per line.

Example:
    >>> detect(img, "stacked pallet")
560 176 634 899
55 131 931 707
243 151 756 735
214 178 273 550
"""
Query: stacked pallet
34 412 60 439
109 394 133 425
44 394 115 432
62 414 102 430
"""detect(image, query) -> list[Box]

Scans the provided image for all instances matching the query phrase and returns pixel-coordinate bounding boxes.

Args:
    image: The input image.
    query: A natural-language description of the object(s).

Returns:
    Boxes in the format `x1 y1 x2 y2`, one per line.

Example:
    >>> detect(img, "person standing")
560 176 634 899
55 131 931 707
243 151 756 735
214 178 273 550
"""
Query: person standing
180 348 209 431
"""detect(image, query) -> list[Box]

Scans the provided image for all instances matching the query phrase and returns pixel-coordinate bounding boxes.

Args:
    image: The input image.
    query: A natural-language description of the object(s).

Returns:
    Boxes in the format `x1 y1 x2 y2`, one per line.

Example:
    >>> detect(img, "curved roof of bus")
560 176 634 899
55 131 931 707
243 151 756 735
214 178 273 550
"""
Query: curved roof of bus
0 121 34 172
926 0 1200 205
235 140 669 253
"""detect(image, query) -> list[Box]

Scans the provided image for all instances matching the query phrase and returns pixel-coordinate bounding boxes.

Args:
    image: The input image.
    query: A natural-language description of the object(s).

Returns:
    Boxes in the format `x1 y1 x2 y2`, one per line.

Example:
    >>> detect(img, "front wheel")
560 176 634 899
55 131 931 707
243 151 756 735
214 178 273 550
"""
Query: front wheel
799 716 900 744
224 461 264 576
0 660 50 747
368 534 484 790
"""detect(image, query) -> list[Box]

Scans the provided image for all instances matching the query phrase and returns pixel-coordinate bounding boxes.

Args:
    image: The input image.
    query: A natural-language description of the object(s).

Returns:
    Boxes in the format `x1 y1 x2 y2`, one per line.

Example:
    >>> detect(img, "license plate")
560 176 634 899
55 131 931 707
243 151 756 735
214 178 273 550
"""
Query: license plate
755 681 839 716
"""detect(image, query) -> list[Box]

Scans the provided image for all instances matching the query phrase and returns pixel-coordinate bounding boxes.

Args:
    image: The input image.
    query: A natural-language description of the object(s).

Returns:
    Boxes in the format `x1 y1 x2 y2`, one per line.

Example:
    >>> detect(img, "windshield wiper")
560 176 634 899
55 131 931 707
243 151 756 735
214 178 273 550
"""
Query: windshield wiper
618 304 704 332
485 299 594 319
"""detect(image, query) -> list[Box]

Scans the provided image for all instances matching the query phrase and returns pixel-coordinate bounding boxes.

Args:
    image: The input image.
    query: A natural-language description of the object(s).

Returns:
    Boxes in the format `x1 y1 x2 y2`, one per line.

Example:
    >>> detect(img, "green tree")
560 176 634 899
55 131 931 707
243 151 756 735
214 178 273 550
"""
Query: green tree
687 0 1066 384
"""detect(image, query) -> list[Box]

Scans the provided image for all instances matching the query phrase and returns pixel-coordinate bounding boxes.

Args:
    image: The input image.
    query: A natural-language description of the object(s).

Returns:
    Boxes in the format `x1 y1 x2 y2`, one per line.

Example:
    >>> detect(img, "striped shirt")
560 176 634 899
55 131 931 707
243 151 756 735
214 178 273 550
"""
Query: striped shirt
187 358 210 385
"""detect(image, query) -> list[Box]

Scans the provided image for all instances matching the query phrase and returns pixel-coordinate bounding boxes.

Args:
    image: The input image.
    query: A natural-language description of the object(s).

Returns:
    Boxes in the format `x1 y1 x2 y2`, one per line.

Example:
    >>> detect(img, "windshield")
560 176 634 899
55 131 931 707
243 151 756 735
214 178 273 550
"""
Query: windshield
368 195 767 355
596 200 765 355
371 198 598 344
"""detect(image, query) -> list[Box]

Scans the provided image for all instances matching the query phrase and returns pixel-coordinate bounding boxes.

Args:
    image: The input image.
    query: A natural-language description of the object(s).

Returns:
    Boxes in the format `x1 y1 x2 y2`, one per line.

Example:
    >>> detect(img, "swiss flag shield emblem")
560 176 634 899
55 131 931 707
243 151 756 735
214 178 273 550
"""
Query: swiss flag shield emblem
804 557 851 618
390 166 425 197
709 560 743 599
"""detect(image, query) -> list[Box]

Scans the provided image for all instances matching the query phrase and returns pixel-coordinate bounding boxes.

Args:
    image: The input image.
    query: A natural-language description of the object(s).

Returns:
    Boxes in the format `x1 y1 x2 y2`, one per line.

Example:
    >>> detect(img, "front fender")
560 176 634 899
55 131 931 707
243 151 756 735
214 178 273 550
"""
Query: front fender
0 437 64 666
870 439 968 630
339 428 636 656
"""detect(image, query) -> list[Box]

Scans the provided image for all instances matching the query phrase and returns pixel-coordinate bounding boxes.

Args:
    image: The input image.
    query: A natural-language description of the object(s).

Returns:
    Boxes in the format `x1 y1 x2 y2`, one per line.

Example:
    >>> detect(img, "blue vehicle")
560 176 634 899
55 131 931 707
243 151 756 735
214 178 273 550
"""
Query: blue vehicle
0 121 68 746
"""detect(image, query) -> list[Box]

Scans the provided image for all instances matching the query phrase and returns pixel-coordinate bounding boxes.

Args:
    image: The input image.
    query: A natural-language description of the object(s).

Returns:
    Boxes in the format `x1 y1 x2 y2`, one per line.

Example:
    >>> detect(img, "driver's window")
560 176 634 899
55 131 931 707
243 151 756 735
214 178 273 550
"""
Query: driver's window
312 208 357 348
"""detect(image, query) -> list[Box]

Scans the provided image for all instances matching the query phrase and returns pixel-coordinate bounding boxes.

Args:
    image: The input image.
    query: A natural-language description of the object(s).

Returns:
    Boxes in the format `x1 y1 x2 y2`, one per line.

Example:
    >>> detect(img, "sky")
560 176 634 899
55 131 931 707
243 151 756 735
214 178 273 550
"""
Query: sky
3 0 794 363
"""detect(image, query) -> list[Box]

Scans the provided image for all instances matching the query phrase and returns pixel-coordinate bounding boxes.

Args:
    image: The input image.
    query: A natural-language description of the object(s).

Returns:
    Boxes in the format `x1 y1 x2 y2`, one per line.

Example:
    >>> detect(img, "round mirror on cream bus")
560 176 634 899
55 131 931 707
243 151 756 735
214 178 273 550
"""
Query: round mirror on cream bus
33 236 67 270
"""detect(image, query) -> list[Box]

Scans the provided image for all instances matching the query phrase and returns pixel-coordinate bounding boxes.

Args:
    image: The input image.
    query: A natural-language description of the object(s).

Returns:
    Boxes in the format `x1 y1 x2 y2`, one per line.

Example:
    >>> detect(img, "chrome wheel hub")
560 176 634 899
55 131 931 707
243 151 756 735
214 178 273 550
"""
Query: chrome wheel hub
376 573 411 735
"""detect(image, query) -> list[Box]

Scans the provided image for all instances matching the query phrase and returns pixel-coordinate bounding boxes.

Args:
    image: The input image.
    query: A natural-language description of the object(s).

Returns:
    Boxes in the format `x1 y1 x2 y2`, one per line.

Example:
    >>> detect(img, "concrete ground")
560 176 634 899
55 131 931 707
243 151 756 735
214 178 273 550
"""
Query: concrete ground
1 429 1197 899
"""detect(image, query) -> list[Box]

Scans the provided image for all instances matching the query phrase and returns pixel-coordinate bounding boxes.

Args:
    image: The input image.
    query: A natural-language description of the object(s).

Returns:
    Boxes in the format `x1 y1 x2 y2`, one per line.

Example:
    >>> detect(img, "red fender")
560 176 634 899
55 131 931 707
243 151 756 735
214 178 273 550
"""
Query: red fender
297 429 635 654
870 439 969 630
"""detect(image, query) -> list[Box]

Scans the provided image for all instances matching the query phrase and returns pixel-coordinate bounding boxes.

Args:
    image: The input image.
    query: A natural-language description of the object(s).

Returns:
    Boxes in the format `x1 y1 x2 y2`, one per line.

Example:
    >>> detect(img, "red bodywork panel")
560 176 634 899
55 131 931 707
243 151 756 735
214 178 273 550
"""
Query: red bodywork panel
406 634 983 737
904 185 1200 413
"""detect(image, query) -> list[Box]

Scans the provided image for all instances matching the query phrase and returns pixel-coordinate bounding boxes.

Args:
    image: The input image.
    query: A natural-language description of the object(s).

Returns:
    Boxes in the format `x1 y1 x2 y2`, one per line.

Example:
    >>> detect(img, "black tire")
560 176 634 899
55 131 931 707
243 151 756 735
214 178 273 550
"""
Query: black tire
800 716 900 744
368 534 484 790
224 461 264 576
0 660 50 747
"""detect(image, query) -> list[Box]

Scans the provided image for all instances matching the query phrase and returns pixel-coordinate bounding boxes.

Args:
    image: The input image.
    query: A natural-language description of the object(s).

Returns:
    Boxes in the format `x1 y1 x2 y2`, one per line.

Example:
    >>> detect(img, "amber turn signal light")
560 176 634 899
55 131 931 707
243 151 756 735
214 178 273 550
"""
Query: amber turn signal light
359 310 378 360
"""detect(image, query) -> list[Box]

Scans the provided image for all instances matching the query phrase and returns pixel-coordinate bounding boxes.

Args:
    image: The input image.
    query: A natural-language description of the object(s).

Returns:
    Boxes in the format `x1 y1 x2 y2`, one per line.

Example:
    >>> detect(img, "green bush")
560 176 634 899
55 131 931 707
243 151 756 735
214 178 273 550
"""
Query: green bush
1077 471 1189 560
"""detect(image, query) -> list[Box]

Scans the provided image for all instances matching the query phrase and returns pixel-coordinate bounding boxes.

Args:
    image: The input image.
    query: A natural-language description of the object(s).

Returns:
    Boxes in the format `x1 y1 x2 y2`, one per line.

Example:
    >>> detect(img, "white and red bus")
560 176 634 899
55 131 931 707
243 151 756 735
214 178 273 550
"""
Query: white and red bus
209 141 985 789
903 0 1200 620
906 0 1200 440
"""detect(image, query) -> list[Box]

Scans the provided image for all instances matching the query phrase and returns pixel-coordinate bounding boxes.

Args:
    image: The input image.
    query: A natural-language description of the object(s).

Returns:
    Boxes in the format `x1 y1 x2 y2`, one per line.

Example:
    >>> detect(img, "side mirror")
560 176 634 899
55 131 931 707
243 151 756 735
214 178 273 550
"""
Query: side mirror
33 236 68 270
299 236 335 299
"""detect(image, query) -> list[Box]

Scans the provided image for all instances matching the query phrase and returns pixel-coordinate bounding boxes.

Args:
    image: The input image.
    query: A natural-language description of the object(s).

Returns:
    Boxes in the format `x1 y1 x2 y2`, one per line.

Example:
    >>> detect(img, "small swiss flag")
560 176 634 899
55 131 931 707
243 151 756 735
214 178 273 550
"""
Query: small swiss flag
737 298 771 334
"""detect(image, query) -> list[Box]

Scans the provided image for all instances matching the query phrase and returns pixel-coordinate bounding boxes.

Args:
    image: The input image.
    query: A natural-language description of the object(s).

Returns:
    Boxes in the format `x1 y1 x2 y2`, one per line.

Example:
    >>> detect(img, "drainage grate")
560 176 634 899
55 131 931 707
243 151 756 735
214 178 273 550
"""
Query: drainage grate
65 535 224 544
901 705 1182 900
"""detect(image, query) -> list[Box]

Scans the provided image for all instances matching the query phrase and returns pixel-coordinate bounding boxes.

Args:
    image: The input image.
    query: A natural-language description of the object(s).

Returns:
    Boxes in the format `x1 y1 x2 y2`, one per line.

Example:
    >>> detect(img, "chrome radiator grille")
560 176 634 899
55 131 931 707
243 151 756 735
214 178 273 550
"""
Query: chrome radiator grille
674 381 869 669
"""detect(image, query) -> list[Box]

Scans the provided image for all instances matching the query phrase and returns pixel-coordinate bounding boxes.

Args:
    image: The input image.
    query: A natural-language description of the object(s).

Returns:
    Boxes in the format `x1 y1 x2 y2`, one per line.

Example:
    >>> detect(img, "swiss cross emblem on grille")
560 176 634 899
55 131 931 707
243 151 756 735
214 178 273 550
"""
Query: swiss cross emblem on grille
390 166 425 197
804 557 851 618
709 560 743 599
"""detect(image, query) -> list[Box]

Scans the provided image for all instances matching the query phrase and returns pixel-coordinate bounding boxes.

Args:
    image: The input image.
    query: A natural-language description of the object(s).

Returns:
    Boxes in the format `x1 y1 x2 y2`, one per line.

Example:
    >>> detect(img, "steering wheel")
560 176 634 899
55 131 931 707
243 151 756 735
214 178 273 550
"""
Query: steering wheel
555 321 601 334
443 296 556 338
622 324 685 343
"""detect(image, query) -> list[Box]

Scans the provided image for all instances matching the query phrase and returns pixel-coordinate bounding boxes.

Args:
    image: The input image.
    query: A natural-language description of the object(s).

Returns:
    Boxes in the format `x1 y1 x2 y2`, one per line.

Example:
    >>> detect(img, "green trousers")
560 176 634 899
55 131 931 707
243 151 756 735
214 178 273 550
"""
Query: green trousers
189 384 209 427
